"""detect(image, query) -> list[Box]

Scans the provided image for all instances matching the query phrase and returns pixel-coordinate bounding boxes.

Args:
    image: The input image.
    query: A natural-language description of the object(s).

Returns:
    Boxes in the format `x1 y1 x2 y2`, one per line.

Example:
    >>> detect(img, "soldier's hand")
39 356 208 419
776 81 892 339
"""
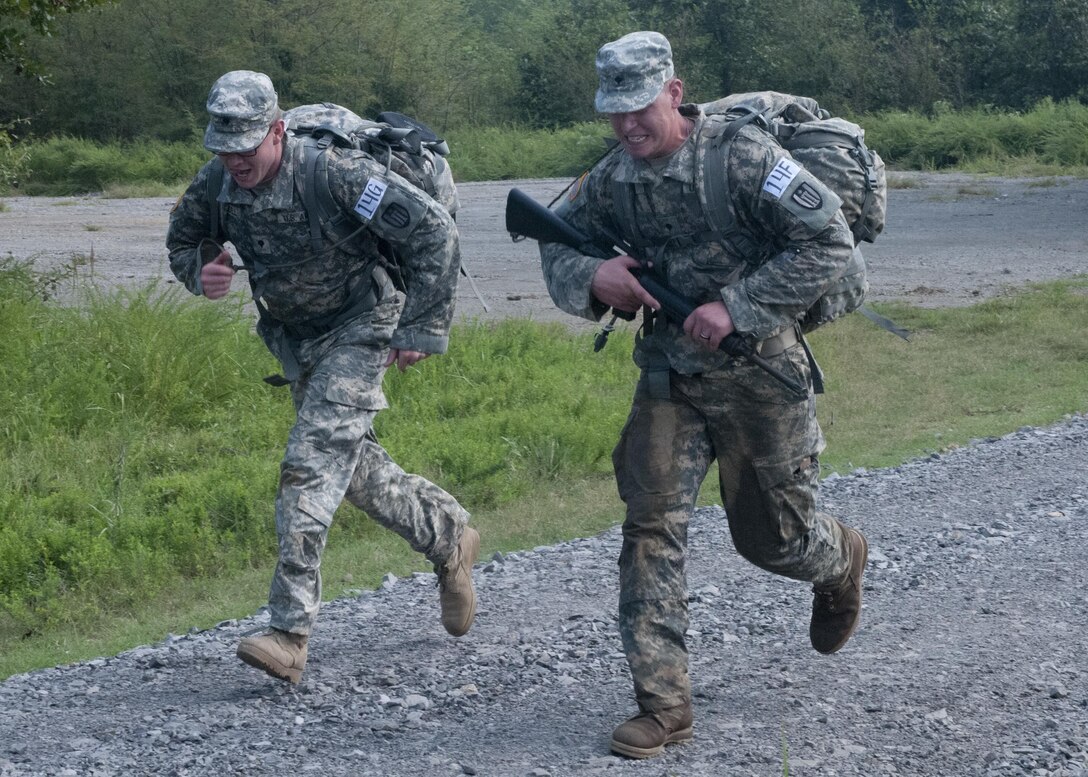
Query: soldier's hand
201 251 235 300
591 256 660 313
683 300 735 350
385 348 429 372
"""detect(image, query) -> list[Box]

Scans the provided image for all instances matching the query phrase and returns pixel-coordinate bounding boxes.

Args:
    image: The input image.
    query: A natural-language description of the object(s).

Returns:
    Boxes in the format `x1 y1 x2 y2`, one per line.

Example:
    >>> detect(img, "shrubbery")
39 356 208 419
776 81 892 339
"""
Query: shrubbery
7 100 1088 196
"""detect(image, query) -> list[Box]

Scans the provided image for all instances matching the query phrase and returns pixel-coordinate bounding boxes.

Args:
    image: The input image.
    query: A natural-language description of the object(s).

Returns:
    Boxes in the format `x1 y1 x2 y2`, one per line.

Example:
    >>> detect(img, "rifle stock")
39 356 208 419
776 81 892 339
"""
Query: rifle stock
505 187 808 396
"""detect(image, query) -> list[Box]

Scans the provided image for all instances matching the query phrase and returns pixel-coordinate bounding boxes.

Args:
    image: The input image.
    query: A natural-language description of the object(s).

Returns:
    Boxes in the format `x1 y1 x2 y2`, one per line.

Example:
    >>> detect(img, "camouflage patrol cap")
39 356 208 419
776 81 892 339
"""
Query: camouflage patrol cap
594 31 674 113
203 70 279 154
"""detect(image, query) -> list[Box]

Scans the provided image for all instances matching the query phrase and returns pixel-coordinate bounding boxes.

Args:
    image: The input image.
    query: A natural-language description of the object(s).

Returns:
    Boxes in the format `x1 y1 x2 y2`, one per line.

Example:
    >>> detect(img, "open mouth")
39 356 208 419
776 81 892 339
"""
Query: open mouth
227 165 255 184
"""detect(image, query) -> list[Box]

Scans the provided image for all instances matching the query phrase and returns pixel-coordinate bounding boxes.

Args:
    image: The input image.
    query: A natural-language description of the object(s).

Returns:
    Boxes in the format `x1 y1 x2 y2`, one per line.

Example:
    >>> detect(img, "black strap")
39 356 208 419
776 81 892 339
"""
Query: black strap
206 158 225 244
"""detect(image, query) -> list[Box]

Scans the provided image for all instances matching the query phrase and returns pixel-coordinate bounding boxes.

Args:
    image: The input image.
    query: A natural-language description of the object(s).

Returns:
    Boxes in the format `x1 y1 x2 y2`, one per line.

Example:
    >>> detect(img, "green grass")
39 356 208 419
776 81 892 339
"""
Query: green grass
810 279 1088 473
864 98 1088 174
0 258 1086 680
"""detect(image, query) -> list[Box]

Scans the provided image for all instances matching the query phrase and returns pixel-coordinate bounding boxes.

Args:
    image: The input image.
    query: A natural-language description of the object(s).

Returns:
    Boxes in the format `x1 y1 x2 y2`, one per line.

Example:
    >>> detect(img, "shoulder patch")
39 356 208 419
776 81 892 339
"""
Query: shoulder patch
791 182 824 210
768 164 844 232
353 178 388 221
381 202 411 229
762 158 801 199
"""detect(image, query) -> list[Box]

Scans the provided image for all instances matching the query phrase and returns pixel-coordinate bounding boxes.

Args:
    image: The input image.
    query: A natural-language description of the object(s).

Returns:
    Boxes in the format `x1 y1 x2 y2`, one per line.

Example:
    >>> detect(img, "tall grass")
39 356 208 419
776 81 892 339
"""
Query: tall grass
0 258 635 648
7 99 1088 196
1 256 1085 677
10 135 208 196
865 98 1088 172
442 121 612 182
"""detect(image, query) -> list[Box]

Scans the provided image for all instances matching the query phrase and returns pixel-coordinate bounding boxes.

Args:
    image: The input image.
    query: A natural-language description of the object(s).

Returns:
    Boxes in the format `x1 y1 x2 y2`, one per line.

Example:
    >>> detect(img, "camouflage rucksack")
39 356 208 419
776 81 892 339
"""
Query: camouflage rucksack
692 91 887 331
608 91 886 332
698 91 886 246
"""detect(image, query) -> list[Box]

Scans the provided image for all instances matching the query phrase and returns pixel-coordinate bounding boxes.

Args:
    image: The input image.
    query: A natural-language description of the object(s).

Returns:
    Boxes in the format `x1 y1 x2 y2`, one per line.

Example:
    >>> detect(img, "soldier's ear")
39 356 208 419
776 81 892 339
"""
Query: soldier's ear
667 78 684 108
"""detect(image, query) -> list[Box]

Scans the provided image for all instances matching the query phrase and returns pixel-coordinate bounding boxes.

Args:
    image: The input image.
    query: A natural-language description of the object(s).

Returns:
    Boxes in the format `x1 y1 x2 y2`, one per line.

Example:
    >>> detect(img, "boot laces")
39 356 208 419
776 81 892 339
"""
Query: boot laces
813 585 840 613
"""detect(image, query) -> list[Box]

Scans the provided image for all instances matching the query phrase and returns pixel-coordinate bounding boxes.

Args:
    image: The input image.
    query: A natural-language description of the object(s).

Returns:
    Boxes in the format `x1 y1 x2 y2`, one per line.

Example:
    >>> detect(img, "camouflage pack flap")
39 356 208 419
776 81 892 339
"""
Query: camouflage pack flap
280 103 458 253
701 91 826 123
700 92 886 246
285 103 459 217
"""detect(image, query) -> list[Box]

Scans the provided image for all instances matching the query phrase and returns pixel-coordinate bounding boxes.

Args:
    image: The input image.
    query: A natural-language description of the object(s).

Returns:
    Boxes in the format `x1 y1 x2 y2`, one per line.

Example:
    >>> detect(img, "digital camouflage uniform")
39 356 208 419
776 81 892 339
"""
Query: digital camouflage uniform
167 104 469 637
540 107 857 712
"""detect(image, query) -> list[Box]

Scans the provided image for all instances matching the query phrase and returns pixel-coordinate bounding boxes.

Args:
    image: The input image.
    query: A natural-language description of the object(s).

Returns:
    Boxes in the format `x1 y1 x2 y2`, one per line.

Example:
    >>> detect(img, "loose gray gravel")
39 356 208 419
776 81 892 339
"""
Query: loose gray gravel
2 415 1086 777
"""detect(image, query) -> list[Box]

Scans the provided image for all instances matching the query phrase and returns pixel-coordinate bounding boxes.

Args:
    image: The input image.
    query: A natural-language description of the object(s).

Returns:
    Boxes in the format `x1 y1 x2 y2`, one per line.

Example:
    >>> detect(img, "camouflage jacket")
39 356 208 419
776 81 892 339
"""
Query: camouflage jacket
539 109 855 375
167 134 461 356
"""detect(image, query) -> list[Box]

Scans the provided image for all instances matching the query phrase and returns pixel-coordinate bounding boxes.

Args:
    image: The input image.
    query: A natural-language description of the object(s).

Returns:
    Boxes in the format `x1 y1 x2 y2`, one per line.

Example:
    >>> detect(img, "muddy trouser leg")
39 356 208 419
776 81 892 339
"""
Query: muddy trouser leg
707 350 851 588
268 342 404 636
614 373 713 713
343 429 468 568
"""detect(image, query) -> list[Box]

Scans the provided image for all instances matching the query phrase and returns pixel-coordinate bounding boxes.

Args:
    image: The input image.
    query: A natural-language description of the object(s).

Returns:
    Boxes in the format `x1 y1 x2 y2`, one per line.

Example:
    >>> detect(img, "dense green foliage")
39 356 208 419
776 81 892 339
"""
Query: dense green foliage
9 99 1088 195
3 0 1088 144
0 0 113 78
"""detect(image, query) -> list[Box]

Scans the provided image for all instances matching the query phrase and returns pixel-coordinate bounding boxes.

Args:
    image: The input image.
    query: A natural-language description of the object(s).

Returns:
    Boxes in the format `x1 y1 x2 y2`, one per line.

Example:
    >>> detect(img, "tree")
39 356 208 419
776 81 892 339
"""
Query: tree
0 0 113 79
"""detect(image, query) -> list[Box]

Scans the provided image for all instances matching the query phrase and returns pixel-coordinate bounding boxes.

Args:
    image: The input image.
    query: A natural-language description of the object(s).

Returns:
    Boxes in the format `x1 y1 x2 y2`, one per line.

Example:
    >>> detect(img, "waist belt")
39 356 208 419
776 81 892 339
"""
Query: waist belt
755 325 800 357
282 266 392 341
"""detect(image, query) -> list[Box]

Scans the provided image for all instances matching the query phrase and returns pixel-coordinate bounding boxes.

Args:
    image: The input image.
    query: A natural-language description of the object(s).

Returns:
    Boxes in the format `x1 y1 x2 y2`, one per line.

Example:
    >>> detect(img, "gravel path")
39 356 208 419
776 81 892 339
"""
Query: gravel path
1 416 1086 777
3 172 1088 323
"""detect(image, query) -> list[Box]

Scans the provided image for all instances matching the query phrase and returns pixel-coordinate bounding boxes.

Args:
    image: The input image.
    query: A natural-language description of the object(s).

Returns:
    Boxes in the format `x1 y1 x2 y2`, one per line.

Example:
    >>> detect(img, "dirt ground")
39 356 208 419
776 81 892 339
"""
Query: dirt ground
1 172 1087 327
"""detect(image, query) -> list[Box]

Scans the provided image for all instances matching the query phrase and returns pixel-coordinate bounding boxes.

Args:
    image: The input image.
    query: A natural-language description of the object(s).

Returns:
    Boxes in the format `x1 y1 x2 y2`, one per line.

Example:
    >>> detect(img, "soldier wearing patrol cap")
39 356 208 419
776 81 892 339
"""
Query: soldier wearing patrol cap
538 32 869 758
167 70 480 684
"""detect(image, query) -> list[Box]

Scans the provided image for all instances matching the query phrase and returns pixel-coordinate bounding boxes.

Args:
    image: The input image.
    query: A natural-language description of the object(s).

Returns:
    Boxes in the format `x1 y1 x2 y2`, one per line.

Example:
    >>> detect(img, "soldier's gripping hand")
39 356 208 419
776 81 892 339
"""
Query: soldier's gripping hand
591 256 660 314
683 300 735 350
201 251 236 300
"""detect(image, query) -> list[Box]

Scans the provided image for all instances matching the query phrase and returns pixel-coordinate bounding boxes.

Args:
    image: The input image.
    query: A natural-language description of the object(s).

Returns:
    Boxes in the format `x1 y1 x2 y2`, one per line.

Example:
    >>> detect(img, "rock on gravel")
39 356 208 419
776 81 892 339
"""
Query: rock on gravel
1 415 1086 777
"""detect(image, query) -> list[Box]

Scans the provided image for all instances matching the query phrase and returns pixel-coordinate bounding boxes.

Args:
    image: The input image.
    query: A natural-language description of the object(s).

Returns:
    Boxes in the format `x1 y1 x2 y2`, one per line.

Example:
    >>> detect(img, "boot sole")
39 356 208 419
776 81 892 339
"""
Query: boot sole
610 727 693 759
236 642 303 684
442 526 480 637
813 528 869 655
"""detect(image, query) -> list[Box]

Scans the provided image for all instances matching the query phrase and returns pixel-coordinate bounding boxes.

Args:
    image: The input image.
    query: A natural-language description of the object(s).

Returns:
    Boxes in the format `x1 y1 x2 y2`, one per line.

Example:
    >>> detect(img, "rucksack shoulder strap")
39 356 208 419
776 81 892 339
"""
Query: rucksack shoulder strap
206 158 225 241
610 177 651 249
696 110 763 238
298 133 360 253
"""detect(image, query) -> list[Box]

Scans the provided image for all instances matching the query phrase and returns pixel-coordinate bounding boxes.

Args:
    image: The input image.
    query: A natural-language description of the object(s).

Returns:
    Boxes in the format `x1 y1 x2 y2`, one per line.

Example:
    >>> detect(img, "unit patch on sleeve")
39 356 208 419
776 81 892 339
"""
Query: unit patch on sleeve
354 179 388 221
381 202 411 229
791 182 824 210
771 165 843 232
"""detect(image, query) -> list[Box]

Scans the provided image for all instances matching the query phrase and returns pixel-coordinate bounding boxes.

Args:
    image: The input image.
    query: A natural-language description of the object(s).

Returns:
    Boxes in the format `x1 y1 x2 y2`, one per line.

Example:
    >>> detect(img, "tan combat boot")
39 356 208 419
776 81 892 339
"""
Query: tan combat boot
437 525 479 636
810 526 868 654
610 702 694 759
236 628 308 683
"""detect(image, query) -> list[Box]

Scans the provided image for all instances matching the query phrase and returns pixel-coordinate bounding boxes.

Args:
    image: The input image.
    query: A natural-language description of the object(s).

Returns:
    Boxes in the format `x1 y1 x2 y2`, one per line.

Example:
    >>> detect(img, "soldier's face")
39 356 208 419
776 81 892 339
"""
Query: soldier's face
608 79 687 160
219 120 285 189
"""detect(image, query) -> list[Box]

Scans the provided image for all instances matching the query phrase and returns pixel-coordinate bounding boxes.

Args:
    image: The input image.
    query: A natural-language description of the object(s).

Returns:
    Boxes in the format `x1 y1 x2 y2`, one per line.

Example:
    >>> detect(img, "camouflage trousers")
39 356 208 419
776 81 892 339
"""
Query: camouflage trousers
613 352 851 712
268 333 469 636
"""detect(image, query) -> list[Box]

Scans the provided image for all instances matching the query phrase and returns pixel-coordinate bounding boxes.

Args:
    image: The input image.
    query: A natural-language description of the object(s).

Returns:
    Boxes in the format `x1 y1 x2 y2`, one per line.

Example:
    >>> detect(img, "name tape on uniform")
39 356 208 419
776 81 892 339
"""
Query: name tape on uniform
354 179 388 221
762 158 801 200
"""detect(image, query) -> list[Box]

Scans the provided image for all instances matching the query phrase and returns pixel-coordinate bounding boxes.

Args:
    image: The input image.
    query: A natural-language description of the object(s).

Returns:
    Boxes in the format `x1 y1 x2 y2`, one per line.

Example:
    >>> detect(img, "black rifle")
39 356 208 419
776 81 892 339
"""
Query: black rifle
505 187 807 396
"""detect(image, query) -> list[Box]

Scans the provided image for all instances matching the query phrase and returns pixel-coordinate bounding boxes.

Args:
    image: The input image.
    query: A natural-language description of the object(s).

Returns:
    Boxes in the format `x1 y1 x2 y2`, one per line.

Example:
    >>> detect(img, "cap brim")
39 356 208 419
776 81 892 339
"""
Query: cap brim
203 124 268 154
